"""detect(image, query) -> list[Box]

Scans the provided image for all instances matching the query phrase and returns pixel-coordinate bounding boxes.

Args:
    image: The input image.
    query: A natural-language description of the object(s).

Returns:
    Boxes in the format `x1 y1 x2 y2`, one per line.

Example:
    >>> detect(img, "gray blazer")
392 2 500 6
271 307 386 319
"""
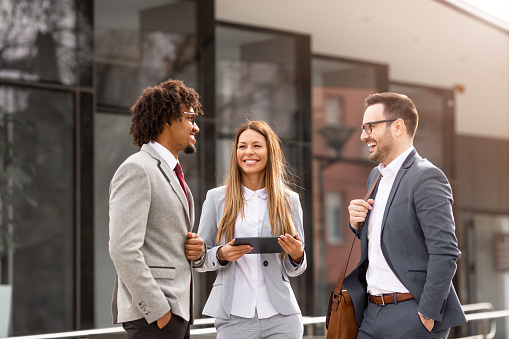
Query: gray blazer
344 149 467 332
195 186 306 319
109 144 200 324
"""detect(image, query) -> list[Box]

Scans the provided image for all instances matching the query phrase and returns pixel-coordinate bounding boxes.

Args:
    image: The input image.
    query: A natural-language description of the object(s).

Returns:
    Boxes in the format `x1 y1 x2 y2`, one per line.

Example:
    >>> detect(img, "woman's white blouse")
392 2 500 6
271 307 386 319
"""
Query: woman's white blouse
230 186 279 319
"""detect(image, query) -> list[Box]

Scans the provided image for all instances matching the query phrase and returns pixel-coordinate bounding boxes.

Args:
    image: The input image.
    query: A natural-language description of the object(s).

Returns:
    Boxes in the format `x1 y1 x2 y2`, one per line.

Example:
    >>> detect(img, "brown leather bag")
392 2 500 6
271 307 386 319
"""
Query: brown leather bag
325 173 381 339
326 289 357 339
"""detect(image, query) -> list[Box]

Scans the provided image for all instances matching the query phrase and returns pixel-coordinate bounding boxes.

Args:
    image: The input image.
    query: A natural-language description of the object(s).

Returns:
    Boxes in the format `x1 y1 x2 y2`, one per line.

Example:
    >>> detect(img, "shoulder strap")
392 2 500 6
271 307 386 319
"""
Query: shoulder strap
332 172 382 298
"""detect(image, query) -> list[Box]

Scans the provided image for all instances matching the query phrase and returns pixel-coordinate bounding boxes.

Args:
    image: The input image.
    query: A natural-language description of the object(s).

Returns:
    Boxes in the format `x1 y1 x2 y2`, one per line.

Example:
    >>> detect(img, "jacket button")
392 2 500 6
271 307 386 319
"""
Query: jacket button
263 261 268 266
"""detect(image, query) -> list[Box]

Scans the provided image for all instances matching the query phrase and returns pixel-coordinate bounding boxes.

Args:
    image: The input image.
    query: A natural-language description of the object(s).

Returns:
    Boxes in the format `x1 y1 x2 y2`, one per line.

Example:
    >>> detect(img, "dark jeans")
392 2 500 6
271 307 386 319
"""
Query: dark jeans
123 314 190 339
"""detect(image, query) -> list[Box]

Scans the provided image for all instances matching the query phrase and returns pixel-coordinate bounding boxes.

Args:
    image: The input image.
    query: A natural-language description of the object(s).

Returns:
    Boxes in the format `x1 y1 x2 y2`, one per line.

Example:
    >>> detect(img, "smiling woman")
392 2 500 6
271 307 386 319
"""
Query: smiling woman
218 120 298 246
237 128 268 190
195 120 307 339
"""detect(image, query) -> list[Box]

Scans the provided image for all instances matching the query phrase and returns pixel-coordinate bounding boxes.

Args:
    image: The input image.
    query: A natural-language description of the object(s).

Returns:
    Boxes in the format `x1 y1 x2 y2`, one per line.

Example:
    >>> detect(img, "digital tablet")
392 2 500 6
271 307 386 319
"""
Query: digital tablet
233 236 296 254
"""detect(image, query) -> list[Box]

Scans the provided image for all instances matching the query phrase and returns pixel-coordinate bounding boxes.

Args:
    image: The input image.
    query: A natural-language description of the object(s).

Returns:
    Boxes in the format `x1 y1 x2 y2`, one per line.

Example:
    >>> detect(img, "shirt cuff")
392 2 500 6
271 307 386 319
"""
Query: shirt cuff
192 248 207 267
216 246 229 266
289 254 304 267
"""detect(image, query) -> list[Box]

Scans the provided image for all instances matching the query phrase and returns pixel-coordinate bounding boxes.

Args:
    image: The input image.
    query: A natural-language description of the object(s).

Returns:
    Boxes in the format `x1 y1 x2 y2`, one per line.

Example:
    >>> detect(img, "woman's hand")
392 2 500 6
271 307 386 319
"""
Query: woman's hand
217 239 252 262
278 233 303 263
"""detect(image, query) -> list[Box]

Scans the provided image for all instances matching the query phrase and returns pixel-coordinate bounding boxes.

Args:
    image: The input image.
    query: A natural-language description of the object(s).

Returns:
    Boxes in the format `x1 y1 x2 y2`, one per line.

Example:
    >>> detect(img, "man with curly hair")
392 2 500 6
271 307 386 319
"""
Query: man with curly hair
109 79 206 338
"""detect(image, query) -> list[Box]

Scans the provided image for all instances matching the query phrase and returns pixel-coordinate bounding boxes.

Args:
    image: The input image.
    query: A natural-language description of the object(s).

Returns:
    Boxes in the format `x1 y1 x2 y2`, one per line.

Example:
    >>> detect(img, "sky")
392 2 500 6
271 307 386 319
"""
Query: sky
444 0 509 31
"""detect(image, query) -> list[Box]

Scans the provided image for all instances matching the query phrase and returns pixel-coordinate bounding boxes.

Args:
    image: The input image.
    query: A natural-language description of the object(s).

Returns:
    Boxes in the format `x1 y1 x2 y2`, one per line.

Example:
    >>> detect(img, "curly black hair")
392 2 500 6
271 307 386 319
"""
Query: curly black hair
129 79 203 147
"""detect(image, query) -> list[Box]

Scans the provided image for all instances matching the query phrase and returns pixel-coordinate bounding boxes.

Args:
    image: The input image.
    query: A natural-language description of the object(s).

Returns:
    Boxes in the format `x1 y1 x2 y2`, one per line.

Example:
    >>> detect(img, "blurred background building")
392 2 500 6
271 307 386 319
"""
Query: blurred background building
0 0 508 337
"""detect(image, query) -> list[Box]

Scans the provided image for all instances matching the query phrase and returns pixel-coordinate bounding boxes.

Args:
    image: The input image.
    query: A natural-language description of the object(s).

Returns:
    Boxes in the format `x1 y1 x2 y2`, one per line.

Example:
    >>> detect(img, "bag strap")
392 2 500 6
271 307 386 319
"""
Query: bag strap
331 172 382 301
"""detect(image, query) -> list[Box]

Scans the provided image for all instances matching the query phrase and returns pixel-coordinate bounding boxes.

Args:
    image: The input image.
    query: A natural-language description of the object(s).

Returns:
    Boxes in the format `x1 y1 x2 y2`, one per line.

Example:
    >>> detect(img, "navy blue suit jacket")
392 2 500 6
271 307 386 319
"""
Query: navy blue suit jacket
343 149 467 332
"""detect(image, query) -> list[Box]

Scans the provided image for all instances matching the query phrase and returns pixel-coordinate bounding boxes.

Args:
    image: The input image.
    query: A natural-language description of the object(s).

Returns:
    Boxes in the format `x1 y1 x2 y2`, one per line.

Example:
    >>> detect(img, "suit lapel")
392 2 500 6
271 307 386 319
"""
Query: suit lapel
157 160 190 218
261 205 272 236
380 149 418 232
187 185 195 228
141 145 191 227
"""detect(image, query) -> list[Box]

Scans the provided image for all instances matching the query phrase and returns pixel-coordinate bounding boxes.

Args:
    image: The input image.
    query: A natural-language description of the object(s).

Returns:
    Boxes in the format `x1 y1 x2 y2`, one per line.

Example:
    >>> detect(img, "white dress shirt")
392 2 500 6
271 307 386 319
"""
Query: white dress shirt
366 146 414 295
230 186 279 319
148 141 189 213
147 141 179 180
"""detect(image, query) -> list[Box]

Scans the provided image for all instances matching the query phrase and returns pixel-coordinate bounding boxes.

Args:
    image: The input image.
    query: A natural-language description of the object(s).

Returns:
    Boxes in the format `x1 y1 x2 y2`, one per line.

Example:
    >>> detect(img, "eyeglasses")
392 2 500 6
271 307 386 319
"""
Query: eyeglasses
361 119 397 134
182 112 197 125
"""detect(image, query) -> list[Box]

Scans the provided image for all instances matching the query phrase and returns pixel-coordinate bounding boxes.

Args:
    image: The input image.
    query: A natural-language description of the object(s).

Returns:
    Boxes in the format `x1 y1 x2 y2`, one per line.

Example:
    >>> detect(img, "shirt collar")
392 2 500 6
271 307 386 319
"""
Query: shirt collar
242 185 268 200
147 141 178 171
377 146 414 177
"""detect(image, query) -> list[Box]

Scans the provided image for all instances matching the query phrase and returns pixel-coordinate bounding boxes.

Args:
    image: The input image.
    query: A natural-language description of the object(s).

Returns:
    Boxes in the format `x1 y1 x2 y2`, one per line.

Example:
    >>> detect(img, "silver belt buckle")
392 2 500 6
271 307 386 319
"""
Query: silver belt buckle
380 294 385 306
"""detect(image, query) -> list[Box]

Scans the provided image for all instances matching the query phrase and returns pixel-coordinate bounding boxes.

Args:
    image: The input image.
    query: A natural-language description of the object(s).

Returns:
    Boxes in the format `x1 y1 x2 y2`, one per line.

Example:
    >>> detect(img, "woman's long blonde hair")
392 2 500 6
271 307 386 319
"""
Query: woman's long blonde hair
215 121 296 246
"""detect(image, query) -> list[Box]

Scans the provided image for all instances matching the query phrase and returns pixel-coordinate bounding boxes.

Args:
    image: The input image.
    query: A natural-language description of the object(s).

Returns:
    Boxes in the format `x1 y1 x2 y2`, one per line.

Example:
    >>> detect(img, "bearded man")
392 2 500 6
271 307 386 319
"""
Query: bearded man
344 92 466 338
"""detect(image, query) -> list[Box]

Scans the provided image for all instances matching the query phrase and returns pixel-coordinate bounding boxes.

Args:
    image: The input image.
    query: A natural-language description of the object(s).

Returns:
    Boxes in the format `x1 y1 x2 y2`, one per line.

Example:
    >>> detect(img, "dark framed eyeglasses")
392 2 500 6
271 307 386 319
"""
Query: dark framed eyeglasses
361 119 397 134
182 112 197 125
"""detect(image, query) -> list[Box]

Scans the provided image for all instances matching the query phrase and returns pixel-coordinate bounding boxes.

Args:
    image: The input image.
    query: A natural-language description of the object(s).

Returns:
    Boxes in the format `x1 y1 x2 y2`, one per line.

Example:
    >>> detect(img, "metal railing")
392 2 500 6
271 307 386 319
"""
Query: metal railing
0 317 327 339
1 304 508 339
0 318 215 339
458 302 509 339
460 303 496 339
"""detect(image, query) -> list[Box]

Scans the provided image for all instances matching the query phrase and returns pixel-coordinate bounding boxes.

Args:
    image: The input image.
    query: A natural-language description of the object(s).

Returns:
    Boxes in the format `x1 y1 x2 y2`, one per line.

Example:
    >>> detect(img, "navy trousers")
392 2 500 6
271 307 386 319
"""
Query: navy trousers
357 299 450 339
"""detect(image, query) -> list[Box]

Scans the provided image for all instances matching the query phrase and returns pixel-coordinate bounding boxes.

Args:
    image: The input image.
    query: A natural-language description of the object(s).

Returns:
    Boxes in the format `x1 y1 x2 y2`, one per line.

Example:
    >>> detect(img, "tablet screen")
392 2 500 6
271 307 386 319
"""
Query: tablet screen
233 236 296 254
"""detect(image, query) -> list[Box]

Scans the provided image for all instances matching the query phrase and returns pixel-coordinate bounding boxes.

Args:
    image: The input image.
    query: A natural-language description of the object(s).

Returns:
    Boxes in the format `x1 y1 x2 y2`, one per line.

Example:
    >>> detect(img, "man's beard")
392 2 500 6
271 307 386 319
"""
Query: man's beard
369 129 394 163
184 144 196 154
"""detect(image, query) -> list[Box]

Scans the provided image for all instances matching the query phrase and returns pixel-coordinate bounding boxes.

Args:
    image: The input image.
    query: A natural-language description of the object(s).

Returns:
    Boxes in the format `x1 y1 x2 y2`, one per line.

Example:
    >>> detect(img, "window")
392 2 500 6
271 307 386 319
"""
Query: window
312 55 388 311
0 0 77 85
93 0 211 325
0 85 74 335
326 192 344 243
216 22 312 313
325 96 343 127
95 0 198 108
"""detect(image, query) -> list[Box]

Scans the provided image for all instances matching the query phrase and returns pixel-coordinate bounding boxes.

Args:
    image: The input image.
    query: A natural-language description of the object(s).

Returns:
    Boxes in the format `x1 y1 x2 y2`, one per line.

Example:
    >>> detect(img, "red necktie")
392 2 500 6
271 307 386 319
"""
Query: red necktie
174 162 188 202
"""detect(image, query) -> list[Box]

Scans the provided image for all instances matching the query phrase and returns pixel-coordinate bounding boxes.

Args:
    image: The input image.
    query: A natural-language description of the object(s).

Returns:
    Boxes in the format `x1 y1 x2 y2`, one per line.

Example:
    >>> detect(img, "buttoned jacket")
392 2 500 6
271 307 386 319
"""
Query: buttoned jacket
344 149 467 332
195 186 306 319
109 144 200 324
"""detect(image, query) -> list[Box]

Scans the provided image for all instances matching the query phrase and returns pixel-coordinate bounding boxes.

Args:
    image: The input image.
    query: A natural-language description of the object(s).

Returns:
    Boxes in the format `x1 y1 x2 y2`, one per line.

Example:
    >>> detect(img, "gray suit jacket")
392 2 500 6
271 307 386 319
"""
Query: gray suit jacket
109 144 201 324
344 149 467 332
195 186 306 319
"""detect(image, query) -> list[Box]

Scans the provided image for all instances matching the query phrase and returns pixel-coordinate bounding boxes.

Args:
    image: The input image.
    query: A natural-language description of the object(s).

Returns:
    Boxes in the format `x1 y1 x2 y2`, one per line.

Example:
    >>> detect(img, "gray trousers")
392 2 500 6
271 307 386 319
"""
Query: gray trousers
214 312 303 339
357 299 450 339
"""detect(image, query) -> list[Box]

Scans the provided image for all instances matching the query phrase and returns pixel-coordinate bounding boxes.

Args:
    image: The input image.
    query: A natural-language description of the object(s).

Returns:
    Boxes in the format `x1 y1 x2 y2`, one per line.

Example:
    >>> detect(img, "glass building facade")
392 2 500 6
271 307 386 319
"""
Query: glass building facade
0 0 463 336
0 0 93 334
